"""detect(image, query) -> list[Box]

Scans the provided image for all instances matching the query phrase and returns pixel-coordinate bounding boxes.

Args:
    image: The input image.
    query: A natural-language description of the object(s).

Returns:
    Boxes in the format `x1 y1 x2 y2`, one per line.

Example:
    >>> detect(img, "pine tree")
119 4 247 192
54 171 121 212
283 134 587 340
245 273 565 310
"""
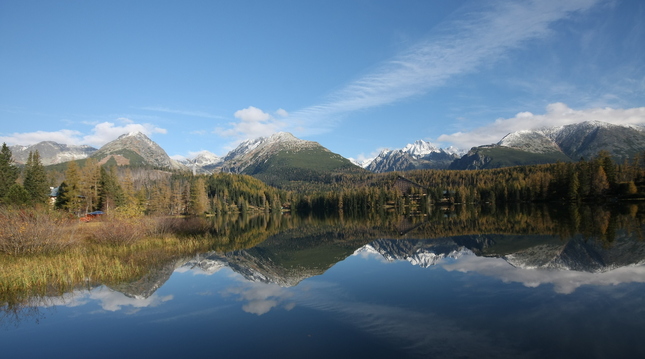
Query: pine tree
6 183 30 205
98 166 124 212
0 143 20 203
81 157 101 212
23 150 50 205
60 160 84 215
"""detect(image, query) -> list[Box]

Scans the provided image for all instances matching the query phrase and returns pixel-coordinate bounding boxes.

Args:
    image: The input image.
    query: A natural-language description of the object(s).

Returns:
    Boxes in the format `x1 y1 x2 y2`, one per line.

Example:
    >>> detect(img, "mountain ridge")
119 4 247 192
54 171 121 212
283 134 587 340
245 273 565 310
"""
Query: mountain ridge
360 139 464 173
90 132 186 170
451 121 645 170
7 120 645 174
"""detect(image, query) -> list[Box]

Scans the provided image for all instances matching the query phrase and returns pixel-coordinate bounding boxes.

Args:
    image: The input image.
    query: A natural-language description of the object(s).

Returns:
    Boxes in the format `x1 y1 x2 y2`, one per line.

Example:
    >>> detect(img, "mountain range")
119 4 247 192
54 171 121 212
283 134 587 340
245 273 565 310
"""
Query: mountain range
8 120 645 176
450 121 645 170
360 140 464 173
9 141 97 166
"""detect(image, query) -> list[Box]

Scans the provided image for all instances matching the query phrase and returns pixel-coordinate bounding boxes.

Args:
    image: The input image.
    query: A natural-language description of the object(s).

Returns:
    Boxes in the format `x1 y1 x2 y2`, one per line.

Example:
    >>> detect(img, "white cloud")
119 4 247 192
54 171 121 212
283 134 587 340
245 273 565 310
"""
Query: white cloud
0 120 167 148
234 106 271 122
275 108 289 117
0 129 83 146
215 106 286 142
81 121 167 147
437 103 645 149
287 0 601 135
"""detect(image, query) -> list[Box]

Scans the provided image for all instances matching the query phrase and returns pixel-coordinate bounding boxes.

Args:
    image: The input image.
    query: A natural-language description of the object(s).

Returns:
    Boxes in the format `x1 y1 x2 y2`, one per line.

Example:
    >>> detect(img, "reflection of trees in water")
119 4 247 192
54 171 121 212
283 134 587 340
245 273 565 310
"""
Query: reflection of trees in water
3 204 645 325
0 296 57 328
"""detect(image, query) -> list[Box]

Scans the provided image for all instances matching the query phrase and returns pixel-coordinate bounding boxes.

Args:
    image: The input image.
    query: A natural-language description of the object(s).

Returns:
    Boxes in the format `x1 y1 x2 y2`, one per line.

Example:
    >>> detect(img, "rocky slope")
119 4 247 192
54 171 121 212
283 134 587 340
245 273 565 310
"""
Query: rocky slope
219 132 364 187
451 121 645 170
179 150 223 174
91 132 186 170
9 141 97 165
363 140 463 173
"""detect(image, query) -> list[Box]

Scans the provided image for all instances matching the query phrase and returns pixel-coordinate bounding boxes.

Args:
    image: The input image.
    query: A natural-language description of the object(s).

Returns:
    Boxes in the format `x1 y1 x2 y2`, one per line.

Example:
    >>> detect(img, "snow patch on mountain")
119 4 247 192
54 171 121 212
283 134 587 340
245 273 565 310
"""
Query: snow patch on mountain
498 130 561 153
349 157 375 168
222 132 324 173
365 139 463 173
496 121 645 161
9 141 97 165
178 150 223 174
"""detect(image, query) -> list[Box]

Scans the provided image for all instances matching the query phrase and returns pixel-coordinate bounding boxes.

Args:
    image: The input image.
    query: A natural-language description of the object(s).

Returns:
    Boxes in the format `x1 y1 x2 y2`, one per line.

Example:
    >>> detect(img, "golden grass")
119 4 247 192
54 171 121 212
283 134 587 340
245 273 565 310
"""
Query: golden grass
0 235 214 308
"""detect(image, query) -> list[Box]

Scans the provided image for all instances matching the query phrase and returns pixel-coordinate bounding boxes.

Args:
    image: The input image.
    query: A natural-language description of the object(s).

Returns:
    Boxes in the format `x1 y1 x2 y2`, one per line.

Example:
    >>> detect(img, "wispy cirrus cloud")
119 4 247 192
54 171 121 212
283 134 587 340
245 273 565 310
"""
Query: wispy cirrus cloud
287 0 601 135
139 106 226 119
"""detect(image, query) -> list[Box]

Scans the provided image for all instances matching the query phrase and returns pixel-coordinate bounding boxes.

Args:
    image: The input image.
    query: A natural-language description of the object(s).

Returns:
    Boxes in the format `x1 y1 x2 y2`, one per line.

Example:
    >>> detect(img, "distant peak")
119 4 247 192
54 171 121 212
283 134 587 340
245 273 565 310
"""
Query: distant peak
119 131 147 139
268 132 298 141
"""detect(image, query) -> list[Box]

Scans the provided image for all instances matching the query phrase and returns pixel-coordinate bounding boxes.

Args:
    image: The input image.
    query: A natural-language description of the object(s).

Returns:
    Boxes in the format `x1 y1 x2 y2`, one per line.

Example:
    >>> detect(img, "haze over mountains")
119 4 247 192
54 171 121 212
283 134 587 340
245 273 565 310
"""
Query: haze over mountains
8 120 645 175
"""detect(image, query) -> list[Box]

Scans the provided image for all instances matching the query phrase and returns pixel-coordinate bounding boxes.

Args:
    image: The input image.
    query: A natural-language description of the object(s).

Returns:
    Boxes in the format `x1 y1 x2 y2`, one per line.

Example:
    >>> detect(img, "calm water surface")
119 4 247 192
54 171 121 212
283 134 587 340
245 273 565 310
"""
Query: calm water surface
3 209 645 358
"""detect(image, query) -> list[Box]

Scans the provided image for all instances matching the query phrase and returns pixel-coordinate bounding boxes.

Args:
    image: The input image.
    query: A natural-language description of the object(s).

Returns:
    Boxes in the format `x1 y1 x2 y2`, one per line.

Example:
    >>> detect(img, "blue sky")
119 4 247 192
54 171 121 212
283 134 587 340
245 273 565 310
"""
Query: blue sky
1 0 644 162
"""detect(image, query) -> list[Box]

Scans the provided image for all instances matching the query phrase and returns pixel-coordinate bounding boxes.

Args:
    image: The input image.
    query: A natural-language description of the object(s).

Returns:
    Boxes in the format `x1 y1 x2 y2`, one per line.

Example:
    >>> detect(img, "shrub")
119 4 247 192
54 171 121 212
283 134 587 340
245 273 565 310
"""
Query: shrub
88 217 146 245
0 207 78 255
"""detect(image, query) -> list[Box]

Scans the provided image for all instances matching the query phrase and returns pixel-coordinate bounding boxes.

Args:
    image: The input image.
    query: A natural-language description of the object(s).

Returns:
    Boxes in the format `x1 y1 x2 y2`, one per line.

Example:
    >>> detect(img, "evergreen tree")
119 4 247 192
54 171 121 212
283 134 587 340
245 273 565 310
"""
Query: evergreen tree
6 183 30 206
98 166 124 212
23 150 50 205
81 157 101 212
0 143 20 203
60 160 84 214
55 181 68 209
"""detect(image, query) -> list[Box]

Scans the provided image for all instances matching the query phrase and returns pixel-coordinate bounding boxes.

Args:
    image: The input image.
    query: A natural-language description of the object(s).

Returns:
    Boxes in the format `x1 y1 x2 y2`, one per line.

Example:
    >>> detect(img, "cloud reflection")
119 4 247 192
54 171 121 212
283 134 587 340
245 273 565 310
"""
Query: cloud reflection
222 282 295 315
442 254 645 294
36 286 173 313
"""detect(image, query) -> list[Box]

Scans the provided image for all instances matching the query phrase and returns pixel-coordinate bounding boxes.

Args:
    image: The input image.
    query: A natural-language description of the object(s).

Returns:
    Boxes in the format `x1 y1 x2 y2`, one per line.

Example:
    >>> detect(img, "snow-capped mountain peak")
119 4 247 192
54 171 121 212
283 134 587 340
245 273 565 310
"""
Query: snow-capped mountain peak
364 140 463 173
402 140 440 157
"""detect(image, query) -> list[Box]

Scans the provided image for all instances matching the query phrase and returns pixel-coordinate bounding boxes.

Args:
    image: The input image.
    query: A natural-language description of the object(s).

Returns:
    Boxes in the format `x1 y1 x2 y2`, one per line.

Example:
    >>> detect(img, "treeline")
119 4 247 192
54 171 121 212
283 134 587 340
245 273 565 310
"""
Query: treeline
293 151 645 215
398 150 645 204
4 141 645 218
0 143 291 216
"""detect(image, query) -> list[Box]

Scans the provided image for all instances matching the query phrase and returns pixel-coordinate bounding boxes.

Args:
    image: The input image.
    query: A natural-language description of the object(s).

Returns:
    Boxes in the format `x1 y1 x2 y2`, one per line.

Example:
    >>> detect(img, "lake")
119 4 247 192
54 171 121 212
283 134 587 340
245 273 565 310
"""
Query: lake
2 205 645 358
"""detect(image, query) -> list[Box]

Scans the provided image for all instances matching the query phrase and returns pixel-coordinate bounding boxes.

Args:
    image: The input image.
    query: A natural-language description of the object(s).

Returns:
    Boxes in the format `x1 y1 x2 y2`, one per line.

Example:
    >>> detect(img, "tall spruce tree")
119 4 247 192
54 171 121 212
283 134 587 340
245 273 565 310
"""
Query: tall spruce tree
60 160 84 215
0 143 20 203
98 166 124 212
23 150 50 205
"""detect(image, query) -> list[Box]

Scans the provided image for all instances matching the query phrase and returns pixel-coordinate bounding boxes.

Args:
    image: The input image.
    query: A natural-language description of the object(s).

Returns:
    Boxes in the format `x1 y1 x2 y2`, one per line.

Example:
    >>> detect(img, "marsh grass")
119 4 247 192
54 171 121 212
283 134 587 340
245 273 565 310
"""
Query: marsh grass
0 235 214 309
0 209 224 309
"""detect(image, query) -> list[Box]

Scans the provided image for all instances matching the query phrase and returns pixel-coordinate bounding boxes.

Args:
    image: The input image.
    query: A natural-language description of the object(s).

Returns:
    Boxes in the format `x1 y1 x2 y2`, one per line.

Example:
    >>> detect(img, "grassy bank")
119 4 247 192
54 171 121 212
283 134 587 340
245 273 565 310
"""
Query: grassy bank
0 208 229 308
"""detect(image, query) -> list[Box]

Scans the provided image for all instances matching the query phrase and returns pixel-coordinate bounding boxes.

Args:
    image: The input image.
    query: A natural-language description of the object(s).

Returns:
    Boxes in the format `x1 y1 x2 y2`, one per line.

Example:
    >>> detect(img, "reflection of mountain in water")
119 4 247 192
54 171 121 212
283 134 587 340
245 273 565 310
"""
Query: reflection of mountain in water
103 211 645 298
362 232 645 273
181 226 374 286
357 238 466 267
107 257 190 299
